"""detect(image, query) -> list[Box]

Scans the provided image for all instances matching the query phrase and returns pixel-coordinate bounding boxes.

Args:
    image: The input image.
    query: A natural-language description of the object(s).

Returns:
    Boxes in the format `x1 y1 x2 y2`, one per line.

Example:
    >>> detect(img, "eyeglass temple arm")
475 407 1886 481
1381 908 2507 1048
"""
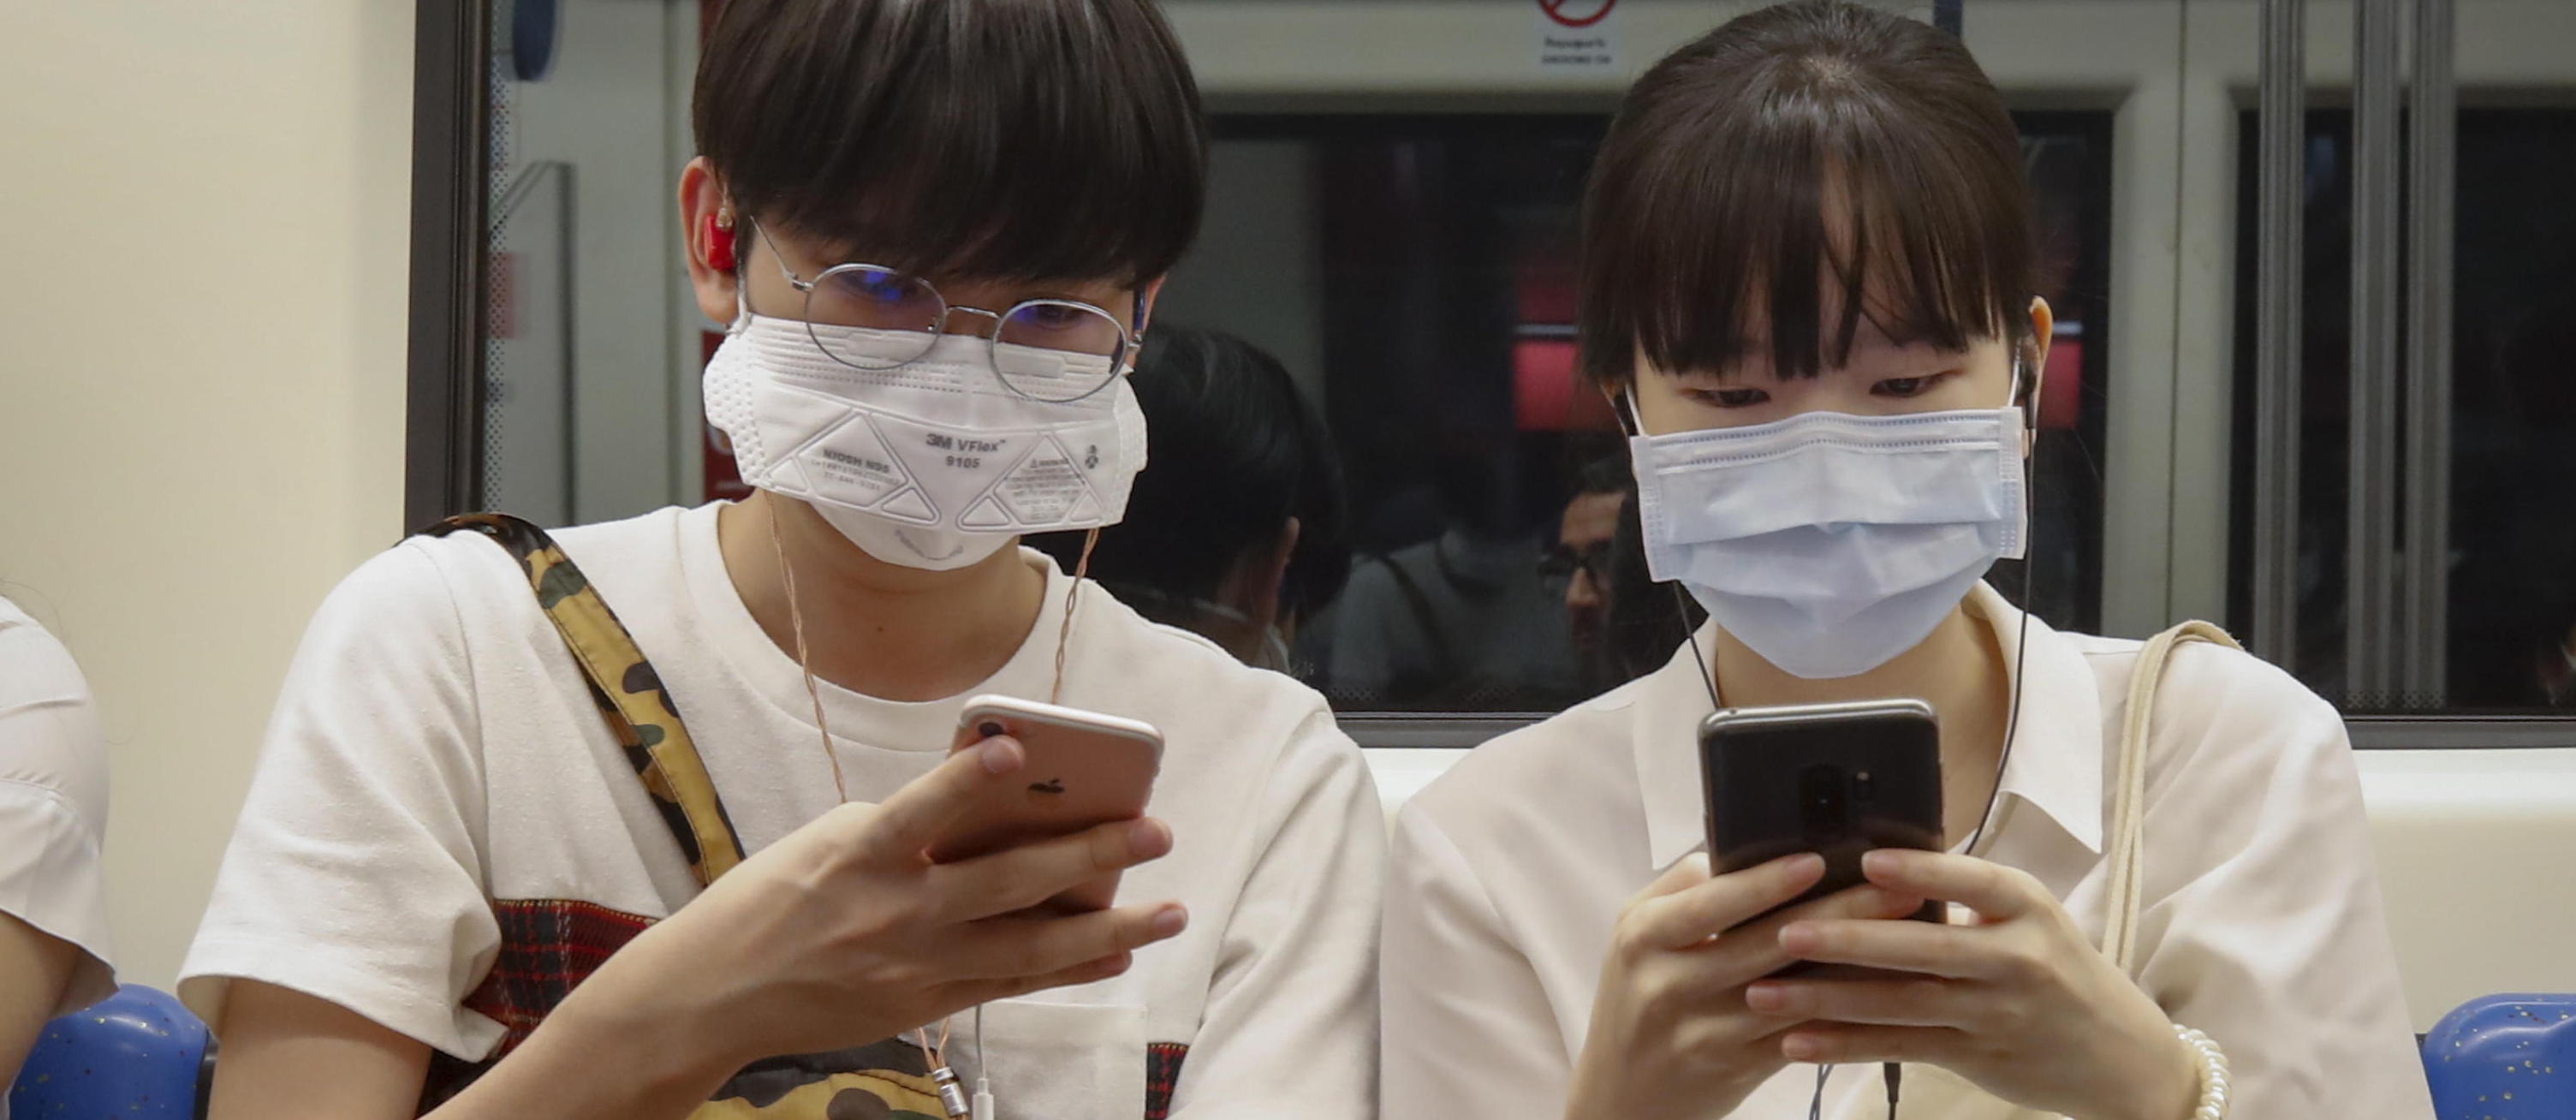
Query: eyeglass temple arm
739 216 818 291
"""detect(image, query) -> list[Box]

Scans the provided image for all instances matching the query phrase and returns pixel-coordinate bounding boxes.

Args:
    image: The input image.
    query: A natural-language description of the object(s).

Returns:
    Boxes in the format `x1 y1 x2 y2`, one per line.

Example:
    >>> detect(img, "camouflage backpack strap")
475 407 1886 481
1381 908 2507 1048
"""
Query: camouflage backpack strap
426 513 747 885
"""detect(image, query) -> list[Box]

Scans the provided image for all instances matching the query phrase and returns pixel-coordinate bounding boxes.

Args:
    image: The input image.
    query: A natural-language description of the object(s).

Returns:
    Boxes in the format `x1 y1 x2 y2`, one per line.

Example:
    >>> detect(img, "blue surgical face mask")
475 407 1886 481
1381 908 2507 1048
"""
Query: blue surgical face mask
1625 386 2029 680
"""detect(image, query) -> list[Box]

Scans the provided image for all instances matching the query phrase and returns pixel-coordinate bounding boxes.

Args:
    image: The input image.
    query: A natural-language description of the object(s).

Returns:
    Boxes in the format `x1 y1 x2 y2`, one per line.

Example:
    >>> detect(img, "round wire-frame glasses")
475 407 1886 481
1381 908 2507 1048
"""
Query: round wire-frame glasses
747 217 1136 404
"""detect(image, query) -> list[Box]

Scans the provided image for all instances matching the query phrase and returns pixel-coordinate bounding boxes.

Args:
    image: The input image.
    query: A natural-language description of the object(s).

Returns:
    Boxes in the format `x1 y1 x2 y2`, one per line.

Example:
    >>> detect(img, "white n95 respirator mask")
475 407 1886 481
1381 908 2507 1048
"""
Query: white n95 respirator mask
703 311 1149 570
1628 403 2028 679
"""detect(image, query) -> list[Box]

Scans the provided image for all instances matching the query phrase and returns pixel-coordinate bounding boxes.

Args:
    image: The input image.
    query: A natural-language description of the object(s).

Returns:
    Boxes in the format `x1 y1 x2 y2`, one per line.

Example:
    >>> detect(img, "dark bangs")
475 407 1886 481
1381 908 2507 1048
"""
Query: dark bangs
1578 0 2032 386
693 0 1205 286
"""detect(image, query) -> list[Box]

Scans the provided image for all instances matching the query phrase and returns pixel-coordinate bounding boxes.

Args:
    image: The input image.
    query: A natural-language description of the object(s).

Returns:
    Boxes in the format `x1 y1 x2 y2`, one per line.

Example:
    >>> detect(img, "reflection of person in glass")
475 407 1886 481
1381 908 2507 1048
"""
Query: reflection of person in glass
1324 433 1585 708
1546 460 1628 666
1032 327 1351 673
1383 3 2430 1120
185 3 1384 1118
1550 456 1707 695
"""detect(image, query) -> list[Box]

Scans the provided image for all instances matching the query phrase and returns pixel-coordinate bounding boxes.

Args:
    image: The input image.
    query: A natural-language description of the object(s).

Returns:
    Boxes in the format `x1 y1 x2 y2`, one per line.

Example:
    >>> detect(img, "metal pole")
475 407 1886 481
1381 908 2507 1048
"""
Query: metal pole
2402 0 2456 707
2252 0 2307 668
2347 0 2403 706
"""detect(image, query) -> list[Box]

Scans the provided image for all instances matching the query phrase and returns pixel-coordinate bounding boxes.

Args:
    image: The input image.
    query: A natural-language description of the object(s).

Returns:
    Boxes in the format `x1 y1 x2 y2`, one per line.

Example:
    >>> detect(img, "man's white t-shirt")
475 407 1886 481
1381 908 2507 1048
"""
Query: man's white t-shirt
182 503 1384 1118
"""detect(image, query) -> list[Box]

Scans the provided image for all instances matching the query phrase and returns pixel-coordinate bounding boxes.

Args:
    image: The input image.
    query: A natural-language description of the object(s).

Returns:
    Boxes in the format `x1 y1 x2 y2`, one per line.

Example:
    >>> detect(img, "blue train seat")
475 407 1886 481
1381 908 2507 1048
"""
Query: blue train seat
2423 992 2576 1118
7 985 212 1119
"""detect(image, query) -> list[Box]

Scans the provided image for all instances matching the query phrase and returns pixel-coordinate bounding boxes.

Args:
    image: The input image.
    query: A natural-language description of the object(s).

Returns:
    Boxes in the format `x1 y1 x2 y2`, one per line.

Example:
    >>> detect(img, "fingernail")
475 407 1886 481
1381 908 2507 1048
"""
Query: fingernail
1128 819 1172 858
1862 849 1900 875
1778 922 1818 953
1745 982 1790 1012
979 738 1021 773
1787 853 1827 875
1151 905 1188 938
1782 1034 1823 1062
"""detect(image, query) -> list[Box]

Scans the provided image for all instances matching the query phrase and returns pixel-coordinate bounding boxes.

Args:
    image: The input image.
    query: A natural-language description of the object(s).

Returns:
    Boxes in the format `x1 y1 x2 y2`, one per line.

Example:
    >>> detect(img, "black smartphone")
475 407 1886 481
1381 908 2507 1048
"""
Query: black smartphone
1700 699 1946 929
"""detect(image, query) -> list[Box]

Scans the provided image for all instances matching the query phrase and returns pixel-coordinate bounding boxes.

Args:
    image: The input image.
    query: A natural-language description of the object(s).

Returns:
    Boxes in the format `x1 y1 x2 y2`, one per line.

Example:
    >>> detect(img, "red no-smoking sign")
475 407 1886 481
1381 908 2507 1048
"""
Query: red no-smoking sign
1538 0 1617 29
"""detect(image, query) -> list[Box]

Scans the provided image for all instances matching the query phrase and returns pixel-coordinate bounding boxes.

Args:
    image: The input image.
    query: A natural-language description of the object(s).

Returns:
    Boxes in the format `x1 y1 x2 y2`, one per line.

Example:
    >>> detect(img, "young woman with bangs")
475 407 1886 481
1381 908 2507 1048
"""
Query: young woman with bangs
1381 3 2430 1118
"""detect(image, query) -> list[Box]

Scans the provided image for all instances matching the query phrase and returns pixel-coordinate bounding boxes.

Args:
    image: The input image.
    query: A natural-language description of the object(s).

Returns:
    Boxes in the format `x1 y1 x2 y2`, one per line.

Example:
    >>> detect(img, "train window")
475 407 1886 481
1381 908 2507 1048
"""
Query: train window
416 1 2576 745
2227 109 2576 715
1147 112 2116 715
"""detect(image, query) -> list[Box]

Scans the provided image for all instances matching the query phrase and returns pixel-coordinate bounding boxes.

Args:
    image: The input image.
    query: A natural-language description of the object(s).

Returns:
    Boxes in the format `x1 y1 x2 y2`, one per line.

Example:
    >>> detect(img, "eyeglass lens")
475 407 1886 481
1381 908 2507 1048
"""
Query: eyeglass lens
799 263 1126 402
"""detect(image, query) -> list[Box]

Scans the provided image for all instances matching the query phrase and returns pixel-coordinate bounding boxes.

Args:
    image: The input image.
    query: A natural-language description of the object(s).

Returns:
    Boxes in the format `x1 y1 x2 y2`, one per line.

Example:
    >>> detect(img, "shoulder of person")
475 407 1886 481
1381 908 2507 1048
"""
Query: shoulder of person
1403 674 1651 843
1077 583 1342 735
0 597 109 819
358 509 687 620
2066 628 2350 777
0 597 95 712
303 509 687 671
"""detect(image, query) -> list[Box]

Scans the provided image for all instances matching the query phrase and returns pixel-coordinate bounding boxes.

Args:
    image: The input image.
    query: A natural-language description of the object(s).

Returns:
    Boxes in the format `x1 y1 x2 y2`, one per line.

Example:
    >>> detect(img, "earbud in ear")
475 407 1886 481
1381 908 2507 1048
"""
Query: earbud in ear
2014 347 2044 432
705 212 737 273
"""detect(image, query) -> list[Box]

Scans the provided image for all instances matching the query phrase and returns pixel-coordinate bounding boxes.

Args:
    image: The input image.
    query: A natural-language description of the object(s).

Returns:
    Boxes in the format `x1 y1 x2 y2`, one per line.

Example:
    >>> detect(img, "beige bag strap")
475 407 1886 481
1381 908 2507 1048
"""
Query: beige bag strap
1823 622 2249 1120
2101 620 2241 972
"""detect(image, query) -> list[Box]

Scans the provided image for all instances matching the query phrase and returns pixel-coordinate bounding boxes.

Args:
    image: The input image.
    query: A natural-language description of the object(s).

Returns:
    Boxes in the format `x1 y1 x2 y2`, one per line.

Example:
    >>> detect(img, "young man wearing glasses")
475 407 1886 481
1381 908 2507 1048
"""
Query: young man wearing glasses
181 3 1384 1117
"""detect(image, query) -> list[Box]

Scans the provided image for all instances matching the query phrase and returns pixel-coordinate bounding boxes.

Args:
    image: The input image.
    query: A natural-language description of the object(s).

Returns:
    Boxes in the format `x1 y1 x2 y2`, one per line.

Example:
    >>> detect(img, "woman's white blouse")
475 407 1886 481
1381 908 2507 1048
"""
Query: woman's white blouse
0 596 115 1016
1381 584 2433 1118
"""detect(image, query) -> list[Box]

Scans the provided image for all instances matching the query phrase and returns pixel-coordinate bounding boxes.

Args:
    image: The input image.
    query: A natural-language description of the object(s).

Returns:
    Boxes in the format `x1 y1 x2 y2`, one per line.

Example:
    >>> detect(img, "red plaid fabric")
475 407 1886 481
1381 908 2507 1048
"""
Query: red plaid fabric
1146 1041 1190 1120
417 898 654 1110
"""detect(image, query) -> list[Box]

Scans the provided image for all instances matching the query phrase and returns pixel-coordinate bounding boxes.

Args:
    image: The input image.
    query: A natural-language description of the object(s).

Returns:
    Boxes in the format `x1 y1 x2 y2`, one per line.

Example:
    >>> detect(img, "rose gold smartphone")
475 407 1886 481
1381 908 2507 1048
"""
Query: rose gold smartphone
925 694 1164 914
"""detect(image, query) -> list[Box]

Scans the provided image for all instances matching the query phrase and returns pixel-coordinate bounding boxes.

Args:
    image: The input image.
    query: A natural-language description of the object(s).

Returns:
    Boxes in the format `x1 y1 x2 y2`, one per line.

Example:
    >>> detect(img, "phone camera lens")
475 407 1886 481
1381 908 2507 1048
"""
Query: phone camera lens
979 721 1007 739
1853 770 1877 801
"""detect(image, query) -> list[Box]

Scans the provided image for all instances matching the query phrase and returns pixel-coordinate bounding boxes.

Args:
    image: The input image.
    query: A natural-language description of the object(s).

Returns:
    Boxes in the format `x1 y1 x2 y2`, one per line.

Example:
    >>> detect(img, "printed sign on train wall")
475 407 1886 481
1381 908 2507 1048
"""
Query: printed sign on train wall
1534 0 1619 73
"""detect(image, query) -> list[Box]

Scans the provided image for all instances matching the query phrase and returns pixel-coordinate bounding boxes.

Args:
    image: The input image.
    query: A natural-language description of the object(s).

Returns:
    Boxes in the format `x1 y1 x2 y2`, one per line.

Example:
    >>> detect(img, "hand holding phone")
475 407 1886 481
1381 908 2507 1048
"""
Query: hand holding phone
1701 699 1947 932
547 736 1186 1079
1566 852 1930 1120
925 694 1164 914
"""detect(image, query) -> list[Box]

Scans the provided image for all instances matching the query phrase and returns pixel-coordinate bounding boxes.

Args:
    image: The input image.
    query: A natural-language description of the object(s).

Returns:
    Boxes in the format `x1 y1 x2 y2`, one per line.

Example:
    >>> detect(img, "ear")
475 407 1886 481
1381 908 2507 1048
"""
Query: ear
1263 516 1301 618
2022 296 2055 451
1217 516 1299 634
1599 378 1639 437
1135 276 1169 338
680 157 740 327
2025 297 2055 404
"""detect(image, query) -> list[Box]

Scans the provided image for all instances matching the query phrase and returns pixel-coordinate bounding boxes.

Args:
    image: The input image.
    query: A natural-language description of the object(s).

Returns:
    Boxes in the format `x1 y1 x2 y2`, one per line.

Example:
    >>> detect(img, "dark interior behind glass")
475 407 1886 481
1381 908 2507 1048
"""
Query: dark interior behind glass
2227 109 2576 714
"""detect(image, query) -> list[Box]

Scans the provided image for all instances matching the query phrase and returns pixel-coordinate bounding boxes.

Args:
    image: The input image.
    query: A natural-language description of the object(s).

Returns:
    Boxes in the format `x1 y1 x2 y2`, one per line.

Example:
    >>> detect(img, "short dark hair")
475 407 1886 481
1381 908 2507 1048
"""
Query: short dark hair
693 0 1205 287
1033 328 1351 623
1578 0 2033 388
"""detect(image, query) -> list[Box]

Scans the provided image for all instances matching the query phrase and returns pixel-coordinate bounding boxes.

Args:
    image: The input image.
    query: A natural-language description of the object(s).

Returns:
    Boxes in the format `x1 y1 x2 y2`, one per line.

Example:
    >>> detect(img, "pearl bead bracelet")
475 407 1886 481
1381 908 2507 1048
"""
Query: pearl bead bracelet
2174 1024 2232 1120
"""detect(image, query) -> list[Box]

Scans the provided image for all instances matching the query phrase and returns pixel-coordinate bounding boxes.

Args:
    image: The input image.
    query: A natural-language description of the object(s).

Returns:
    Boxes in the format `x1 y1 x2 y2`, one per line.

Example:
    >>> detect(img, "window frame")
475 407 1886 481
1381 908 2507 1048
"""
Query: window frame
404 0 491 532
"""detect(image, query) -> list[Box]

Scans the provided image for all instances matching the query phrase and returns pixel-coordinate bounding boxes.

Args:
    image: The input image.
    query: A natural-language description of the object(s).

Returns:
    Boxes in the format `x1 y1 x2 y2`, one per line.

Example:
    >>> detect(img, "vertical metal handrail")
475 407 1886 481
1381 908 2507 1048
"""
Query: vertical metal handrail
2252 0 2307 668
2402 0 2457 706
2347 0 2403 705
